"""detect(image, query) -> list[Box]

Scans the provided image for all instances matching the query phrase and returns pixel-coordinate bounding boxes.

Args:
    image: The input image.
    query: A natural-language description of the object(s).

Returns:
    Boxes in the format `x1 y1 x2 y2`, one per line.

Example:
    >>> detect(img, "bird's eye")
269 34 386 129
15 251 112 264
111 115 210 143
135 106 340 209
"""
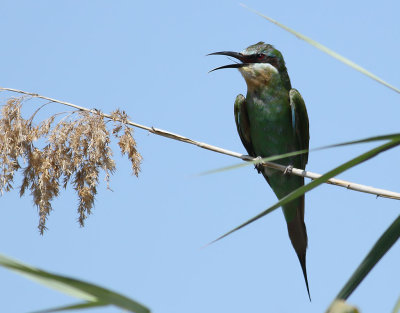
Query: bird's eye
257 53 265 60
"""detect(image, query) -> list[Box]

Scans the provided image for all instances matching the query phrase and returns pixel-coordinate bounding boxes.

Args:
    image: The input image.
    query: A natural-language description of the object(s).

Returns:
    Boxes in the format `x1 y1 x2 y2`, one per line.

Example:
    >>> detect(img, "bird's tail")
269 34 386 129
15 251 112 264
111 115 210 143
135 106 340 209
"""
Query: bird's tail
286 195 311 301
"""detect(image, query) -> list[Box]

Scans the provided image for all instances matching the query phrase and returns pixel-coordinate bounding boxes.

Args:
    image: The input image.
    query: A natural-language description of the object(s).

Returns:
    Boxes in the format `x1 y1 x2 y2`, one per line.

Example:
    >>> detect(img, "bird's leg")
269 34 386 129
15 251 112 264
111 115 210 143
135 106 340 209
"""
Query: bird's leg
254 156 264 173
283 164 294 175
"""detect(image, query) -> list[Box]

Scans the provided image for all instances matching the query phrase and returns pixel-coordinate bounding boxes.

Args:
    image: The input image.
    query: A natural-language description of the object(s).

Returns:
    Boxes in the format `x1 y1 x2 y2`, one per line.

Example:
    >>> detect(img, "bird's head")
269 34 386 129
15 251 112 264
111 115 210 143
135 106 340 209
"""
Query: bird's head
208 42 291 90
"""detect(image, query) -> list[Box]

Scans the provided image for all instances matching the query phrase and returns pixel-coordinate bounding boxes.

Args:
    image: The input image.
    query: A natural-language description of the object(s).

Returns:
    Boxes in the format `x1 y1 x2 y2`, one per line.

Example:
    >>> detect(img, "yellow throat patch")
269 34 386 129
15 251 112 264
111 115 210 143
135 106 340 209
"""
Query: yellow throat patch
239 63 279 91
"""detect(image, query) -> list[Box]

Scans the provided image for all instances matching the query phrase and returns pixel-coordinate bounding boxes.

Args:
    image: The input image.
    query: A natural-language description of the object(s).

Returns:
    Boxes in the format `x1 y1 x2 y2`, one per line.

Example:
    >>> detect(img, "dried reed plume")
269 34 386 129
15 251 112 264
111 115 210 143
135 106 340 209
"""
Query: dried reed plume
0 97 141 234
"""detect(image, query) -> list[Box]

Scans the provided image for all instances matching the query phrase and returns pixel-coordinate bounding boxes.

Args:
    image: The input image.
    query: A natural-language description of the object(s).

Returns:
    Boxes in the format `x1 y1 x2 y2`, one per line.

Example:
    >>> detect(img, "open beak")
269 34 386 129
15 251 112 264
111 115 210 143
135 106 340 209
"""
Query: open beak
207 51 250 73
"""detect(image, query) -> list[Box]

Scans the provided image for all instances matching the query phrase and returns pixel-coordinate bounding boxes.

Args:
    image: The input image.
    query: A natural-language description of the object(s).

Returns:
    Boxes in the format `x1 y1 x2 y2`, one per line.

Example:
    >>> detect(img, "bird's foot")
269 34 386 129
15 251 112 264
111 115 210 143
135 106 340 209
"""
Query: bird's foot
254 156 264 173
283 165 294 175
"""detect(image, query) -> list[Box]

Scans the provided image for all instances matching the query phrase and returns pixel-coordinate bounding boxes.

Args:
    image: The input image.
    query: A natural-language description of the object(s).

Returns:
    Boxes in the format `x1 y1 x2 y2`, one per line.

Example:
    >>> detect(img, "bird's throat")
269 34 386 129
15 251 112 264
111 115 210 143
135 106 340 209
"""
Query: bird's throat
239 63 279 92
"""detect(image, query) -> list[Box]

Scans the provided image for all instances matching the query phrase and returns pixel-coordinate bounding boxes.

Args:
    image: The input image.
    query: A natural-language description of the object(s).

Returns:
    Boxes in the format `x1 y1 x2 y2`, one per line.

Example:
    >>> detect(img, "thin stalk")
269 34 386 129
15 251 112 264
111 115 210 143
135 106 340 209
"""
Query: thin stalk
1 87 399 200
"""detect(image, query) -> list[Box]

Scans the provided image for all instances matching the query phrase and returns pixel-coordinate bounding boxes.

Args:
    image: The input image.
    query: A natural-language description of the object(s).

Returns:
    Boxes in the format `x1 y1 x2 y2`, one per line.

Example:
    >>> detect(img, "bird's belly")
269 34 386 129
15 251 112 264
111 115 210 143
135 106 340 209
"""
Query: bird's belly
250 115 303 201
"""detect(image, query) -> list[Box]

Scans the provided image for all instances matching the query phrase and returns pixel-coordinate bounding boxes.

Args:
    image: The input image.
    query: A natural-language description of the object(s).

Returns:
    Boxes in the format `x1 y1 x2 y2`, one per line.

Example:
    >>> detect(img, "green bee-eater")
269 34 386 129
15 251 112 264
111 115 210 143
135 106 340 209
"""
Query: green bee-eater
209 42 310 300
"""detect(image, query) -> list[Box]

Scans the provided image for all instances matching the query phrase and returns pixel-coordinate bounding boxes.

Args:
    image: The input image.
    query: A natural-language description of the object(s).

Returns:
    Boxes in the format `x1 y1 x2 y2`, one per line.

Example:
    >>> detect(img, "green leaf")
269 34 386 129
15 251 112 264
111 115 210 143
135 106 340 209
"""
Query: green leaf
199 133 400 176
240 4 400 94
207 139 400 245
0 254 150 313
320 133 400 149
198 149 308 176
335 214 400 300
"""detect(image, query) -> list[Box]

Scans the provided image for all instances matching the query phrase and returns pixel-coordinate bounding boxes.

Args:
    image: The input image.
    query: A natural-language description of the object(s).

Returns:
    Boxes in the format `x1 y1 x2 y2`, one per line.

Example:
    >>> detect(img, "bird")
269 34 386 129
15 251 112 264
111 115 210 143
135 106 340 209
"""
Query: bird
208 42 311 300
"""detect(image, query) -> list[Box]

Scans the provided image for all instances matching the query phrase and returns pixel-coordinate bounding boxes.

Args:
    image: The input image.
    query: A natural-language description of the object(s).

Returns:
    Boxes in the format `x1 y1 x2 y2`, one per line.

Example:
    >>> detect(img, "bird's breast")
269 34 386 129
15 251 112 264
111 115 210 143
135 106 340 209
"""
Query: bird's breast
246 90 296 161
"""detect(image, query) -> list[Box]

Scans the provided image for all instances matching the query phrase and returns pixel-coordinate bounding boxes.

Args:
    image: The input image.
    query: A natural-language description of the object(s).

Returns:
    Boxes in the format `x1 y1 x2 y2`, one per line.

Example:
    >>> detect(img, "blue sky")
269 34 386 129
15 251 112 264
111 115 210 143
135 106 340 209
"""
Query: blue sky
1 1 399 312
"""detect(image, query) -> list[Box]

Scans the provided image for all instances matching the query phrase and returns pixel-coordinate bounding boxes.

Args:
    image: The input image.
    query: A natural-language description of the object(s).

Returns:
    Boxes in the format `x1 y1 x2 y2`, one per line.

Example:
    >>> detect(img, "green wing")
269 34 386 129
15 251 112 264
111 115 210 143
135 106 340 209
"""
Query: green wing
289 89 310 169
234 94 256 157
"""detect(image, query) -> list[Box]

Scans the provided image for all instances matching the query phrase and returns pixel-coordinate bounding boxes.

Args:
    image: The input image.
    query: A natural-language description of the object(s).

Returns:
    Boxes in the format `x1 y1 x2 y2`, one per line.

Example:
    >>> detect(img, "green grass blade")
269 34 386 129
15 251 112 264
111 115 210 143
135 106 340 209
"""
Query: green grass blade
240 4 400 94
0 254 150 313
30 301 107 313
0 254 96 302
208 139 400 245
198 149 308 176
335 214 400 300
392 296 400 313
199 133 400 176
320 133 400 149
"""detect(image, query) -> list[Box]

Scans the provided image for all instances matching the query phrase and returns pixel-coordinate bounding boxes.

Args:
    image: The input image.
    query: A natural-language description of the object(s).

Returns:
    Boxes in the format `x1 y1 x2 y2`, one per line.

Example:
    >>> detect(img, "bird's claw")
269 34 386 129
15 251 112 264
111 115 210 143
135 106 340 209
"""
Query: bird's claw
283 165 294 175
254 156 264 173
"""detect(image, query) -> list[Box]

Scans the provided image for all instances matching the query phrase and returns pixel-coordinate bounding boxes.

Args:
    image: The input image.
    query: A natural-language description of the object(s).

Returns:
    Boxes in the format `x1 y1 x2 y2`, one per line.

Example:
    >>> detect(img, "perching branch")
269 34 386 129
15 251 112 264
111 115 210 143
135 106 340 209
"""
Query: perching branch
1 87 400 201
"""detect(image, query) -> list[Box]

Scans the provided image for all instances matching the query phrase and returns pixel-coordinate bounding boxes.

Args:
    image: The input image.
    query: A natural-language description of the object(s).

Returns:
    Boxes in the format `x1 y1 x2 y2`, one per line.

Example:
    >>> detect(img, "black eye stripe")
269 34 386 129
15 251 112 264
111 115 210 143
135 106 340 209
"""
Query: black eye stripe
246 54 277 64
